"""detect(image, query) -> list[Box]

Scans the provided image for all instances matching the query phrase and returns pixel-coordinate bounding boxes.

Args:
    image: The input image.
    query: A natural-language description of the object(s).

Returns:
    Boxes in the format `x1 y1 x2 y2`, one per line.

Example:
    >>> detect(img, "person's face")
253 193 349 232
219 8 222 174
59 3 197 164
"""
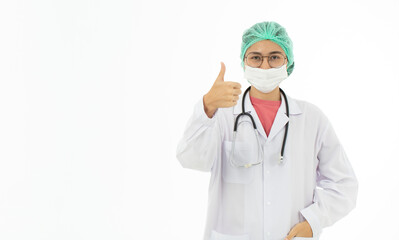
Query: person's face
244 40 287 70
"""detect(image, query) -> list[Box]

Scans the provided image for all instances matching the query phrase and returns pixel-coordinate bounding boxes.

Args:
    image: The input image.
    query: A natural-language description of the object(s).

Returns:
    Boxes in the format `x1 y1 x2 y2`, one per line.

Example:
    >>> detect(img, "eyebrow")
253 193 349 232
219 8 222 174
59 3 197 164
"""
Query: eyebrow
248 51 284 55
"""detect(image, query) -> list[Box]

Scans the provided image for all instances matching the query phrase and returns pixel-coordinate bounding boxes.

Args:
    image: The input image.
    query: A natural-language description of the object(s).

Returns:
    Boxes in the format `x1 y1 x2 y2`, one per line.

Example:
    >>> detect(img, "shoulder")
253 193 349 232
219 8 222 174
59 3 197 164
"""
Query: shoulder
289 96 331 128
294 97 325 116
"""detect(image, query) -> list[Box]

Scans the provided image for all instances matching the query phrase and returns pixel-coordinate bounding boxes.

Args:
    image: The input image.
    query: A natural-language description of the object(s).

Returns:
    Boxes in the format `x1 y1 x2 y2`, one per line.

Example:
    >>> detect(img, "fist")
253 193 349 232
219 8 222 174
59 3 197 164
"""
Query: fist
203 62 242 118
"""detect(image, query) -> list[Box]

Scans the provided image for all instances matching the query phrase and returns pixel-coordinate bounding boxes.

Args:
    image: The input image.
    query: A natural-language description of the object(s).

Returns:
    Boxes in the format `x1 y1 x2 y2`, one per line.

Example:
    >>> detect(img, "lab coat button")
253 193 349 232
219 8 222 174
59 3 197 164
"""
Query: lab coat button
267 201 271 205
267 232 271 236
266 170 270 174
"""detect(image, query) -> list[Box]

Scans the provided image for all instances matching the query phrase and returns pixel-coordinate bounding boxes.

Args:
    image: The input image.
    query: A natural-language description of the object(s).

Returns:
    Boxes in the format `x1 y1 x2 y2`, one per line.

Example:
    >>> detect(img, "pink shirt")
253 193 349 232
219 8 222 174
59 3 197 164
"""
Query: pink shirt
249 95 281 137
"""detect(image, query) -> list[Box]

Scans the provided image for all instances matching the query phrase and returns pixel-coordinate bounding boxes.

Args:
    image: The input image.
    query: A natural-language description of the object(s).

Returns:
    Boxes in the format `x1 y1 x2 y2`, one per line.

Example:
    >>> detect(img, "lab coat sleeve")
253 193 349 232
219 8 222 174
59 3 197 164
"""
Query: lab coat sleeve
299 115 359 238
176 96 222 172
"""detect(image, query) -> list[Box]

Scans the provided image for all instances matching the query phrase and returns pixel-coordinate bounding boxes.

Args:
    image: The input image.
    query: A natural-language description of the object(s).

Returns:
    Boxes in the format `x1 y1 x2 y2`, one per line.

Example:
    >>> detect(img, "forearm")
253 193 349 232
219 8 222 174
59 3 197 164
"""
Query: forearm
176 97 221 172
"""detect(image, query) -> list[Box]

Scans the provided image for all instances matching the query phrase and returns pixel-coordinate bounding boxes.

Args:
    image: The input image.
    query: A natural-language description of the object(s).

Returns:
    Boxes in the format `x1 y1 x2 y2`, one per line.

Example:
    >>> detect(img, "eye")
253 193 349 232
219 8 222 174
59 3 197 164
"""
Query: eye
250 55 261 60
270 54 282 60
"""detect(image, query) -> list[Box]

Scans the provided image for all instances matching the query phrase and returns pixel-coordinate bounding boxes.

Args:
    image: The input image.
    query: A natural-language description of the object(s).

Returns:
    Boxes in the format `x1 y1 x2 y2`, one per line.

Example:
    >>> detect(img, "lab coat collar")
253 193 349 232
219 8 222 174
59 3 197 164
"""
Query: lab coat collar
233 88 302 142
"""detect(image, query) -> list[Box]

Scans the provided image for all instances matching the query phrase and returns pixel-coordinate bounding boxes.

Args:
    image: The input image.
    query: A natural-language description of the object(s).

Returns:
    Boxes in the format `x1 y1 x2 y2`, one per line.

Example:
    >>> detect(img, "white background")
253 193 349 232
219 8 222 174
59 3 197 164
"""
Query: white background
0 0 398 239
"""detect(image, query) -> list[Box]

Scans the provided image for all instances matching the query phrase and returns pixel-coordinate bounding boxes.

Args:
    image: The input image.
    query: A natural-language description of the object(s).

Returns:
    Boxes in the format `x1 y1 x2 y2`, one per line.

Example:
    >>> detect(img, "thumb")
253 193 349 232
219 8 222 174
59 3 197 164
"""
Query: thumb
215 62 226 82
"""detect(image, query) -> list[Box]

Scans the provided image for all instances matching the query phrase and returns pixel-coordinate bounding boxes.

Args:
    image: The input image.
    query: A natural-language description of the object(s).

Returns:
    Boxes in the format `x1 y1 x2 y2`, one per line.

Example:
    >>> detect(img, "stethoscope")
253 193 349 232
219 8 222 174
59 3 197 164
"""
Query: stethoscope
231 86 289 167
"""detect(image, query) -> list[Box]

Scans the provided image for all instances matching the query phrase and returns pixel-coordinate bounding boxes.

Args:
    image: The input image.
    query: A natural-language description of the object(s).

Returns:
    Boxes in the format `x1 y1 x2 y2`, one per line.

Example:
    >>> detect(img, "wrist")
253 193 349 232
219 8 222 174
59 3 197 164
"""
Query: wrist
203 94 217 118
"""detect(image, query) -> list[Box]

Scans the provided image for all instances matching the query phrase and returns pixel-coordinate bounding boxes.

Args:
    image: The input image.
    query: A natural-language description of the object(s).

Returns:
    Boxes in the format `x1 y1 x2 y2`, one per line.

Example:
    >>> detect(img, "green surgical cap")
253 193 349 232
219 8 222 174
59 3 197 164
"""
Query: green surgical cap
240 21 295 76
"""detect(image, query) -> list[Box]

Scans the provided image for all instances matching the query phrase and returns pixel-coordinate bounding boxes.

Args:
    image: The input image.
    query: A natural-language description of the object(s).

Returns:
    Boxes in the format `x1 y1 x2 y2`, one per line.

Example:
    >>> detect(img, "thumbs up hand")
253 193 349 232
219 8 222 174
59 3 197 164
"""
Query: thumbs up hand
203 62 242 118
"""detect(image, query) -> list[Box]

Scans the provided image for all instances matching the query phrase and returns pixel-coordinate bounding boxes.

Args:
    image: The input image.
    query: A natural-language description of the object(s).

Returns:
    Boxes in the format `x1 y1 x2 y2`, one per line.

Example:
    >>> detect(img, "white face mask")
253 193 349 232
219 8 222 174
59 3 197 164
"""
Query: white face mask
244 64 288 93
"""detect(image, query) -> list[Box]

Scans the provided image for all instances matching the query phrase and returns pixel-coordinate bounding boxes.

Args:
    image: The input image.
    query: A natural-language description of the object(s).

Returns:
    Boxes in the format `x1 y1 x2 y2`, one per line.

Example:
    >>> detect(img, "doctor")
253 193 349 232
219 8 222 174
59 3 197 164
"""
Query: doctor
176 21 358 240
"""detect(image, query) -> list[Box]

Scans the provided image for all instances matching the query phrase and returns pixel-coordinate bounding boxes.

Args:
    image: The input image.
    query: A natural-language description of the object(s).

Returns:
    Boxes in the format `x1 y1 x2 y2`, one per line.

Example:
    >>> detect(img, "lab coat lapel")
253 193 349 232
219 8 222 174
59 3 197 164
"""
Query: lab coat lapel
267 94 289 142
267 92 303 142
233 89 303 143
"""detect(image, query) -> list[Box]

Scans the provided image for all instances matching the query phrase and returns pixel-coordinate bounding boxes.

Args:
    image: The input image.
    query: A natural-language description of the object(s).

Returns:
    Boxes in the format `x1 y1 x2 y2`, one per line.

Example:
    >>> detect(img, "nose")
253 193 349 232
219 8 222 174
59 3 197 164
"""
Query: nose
259 57 271 69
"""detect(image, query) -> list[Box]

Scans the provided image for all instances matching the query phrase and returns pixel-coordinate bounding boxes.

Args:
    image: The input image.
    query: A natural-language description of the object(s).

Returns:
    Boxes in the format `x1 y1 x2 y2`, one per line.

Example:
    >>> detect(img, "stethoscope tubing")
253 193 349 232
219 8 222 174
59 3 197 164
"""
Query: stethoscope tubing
233 86 289 164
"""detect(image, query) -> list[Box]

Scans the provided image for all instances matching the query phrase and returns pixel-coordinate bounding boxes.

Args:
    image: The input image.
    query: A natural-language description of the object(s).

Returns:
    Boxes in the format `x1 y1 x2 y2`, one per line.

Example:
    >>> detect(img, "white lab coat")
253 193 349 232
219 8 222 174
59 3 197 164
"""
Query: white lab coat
176 89 358 240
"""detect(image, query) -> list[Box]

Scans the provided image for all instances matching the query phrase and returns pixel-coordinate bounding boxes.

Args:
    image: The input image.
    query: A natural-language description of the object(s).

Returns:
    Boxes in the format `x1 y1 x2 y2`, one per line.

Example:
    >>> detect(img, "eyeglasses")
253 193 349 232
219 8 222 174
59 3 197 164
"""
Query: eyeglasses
244 52 287 68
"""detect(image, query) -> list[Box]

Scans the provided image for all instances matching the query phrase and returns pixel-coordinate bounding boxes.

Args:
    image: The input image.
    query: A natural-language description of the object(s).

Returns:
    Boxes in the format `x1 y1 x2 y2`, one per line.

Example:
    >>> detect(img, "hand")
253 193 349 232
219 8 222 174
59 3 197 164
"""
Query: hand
285 220 313 240
203 62 242 118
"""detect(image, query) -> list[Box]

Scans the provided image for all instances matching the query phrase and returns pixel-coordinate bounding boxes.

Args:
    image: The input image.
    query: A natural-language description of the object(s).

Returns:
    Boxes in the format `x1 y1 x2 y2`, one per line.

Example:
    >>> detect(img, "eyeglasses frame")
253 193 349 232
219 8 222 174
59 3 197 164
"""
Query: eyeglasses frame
244 52 288 68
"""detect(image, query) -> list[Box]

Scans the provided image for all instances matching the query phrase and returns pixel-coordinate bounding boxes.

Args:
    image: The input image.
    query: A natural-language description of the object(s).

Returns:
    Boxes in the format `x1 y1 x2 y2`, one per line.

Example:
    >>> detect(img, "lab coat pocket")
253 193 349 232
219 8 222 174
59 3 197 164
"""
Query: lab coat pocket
222 141 256 184
210 230 250 240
